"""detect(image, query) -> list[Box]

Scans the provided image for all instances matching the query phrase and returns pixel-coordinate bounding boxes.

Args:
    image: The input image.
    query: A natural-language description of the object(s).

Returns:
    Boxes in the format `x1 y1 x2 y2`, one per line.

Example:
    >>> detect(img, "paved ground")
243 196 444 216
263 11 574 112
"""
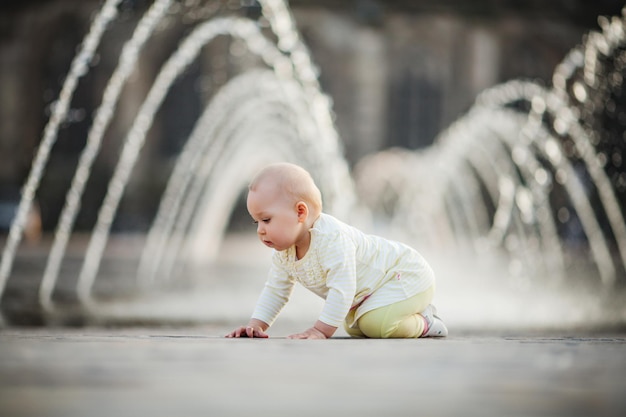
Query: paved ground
1 326 625 417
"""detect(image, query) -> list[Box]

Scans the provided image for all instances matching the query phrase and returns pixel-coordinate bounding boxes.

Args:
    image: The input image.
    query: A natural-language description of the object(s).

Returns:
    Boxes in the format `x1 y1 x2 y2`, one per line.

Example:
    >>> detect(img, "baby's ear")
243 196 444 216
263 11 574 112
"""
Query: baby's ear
296 201 309 221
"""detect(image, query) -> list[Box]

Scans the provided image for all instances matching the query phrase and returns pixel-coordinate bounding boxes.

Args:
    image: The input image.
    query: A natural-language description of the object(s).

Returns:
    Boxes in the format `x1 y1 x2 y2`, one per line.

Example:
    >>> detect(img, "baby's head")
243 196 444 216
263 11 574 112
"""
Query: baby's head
247 163 322 251
248 162 322 217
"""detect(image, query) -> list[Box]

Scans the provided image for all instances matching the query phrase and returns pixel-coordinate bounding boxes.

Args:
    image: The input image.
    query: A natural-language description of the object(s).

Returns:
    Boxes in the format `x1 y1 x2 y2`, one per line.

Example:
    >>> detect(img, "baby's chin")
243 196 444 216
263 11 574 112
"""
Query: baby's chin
262 240 290 251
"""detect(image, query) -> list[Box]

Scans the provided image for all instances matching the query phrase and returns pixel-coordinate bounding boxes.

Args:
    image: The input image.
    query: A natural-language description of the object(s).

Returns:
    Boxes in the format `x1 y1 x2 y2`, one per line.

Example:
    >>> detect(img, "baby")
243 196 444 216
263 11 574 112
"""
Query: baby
226 162 447 339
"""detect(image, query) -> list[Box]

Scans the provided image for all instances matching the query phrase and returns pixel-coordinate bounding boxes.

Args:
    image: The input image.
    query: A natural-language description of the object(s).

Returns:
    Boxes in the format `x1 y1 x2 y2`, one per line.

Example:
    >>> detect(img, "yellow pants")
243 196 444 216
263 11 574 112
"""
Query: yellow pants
344 285 435 339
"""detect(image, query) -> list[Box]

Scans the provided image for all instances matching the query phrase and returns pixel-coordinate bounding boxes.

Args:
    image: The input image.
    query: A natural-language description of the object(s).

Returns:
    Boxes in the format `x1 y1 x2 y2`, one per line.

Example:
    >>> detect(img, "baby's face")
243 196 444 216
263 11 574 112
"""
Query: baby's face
247 182 301 252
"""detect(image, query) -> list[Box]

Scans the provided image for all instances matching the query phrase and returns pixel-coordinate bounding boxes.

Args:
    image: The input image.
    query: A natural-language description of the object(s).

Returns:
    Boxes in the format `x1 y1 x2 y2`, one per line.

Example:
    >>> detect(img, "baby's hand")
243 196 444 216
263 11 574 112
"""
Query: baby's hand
225 325 269 338
287 327 328 339
287 321 336 339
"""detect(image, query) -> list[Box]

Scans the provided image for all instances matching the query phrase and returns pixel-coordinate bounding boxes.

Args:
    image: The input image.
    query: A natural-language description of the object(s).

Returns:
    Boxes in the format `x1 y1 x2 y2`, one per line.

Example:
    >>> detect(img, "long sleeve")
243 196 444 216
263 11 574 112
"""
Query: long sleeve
316 233 357 327
251 255 295 326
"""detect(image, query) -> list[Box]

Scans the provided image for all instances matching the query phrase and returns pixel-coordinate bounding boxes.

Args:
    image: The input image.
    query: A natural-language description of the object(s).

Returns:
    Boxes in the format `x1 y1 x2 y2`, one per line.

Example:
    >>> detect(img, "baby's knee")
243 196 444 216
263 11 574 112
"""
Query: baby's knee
356 310 393 339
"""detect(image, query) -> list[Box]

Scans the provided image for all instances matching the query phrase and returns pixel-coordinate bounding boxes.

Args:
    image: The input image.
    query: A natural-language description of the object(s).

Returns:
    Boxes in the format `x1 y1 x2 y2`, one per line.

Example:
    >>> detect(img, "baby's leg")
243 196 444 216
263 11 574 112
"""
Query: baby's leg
356 286 434 338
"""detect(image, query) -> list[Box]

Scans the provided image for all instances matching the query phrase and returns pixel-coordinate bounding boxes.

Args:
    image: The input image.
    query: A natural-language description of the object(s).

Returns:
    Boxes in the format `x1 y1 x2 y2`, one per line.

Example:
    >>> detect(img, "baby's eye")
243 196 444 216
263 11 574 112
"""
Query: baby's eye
262 218 271 224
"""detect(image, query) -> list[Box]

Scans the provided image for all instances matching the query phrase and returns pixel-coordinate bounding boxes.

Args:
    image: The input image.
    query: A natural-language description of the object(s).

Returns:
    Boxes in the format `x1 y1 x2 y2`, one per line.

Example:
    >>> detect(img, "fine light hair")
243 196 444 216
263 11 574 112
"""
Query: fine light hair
249 162 323 215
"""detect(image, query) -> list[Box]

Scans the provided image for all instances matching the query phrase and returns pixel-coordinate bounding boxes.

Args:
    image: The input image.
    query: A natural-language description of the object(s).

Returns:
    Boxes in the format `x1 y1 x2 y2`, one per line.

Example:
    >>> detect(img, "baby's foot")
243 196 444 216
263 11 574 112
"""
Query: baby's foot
421 304 448 337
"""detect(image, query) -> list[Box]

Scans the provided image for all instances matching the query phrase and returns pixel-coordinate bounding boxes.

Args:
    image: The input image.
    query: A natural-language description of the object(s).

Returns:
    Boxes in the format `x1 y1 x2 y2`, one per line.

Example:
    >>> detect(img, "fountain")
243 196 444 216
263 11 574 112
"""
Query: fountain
355 13 626 292
0 0 625 328
0 0 356 324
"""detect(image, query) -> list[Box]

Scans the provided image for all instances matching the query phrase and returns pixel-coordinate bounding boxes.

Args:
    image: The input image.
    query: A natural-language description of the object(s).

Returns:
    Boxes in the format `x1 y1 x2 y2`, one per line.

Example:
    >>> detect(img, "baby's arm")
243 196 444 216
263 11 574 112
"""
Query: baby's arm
289 264 354 339
287 235 357 339
226 257 294 338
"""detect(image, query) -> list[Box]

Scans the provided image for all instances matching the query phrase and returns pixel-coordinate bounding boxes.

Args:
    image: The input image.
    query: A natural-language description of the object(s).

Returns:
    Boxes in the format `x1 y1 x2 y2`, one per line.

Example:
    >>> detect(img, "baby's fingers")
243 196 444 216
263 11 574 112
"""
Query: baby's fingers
225 326 246 338
225 326 269 338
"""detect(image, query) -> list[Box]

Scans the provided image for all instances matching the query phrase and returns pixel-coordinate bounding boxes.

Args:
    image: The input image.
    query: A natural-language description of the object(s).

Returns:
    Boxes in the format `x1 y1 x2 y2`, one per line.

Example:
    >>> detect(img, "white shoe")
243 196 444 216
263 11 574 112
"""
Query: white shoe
421 304 448 337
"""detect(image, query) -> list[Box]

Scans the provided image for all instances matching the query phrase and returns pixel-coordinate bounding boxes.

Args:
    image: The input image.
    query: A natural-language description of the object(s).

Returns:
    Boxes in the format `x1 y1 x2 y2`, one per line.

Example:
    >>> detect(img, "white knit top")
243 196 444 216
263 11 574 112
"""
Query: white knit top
251 213 435 328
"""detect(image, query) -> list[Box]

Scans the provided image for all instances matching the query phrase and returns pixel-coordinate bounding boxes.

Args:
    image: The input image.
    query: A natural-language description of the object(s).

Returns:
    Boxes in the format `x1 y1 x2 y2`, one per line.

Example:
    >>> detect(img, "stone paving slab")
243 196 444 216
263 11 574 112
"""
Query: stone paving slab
1 326 625 417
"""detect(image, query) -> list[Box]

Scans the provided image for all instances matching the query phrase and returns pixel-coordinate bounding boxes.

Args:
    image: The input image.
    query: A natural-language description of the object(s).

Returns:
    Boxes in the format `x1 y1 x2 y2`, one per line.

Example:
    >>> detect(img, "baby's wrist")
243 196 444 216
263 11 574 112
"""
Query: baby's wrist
312 326 328 338
312 320 337 338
